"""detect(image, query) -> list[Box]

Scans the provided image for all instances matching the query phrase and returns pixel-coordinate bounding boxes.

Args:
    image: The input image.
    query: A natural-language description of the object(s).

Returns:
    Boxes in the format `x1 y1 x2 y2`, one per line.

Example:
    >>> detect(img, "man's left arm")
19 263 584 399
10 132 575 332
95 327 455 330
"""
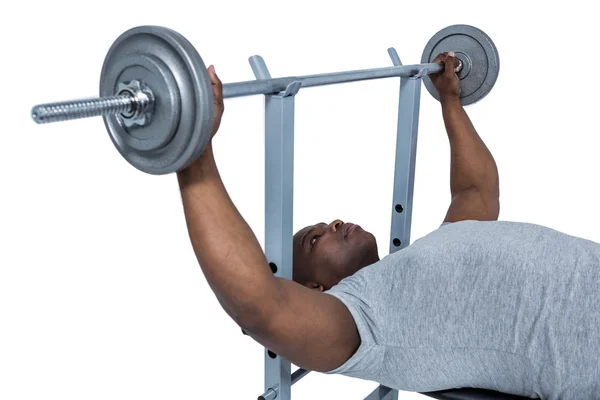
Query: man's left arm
429 52 500 223
441 97 500 223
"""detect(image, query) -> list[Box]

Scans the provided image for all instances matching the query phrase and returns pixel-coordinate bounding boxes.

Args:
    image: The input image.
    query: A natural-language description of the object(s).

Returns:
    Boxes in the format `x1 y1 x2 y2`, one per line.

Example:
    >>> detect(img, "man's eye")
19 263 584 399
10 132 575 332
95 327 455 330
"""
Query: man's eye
310 235 321 247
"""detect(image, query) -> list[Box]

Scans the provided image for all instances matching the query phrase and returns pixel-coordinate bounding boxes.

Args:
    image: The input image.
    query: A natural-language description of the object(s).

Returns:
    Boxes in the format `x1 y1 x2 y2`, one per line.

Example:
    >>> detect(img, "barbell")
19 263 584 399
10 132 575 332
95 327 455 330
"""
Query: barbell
31 24 499 175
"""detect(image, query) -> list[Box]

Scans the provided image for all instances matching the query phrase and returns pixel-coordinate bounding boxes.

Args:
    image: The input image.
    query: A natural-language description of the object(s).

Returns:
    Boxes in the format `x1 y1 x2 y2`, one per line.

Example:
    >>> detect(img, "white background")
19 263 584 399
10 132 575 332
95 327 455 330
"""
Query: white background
1 1 599 399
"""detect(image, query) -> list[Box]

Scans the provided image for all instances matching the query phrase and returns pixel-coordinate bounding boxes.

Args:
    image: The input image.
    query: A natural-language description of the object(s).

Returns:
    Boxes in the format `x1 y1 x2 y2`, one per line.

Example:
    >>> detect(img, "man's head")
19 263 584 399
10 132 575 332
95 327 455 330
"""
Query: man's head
292 220 379 291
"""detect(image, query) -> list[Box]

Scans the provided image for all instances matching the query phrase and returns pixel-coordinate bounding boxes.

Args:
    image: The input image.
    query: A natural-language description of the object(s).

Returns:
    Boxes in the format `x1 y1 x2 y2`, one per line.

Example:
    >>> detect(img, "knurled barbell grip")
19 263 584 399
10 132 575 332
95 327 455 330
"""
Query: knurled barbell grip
32 95 134 124
32 79 155 126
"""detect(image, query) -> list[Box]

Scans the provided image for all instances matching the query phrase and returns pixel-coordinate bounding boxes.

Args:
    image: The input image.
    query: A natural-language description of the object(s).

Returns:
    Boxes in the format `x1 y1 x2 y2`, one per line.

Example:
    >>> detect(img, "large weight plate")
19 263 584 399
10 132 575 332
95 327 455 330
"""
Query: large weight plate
421 25 500 106
100 26 214 174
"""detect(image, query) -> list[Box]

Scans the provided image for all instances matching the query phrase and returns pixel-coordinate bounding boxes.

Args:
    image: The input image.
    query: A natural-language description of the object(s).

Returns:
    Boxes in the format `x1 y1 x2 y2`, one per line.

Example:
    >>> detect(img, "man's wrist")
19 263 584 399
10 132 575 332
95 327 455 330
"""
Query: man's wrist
440 95 462 108
177 141 218 184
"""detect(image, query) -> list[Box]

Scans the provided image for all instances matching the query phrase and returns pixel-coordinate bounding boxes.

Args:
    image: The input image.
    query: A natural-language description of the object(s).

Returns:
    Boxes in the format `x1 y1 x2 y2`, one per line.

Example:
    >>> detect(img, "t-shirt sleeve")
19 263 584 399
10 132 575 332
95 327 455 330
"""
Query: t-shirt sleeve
322 266 386 381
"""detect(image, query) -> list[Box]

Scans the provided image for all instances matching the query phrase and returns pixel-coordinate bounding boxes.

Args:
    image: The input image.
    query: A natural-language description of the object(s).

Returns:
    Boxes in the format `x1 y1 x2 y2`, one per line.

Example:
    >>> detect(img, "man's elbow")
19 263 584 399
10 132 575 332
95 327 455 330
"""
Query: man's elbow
235 306 268 335
477 183 499 221
233 288 282 336
484 198 500 221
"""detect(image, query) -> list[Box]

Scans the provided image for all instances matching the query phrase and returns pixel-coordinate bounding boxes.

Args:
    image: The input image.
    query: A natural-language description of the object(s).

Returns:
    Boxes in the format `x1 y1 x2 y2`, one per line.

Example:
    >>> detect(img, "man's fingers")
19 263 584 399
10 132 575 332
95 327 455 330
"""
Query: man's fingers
432 52 448 64
208 65 224 105
444 52 456 77
208 65 222 86
429 53 448 77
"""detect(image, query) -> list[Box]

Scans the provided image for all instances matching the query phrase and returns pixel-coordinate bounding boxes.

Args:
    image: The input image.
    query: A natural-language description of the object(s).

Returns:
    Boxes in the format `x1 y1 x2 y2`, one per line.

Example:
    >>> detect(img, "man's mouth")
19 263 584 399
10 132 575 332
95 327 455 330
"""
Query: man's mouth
344 223 360 237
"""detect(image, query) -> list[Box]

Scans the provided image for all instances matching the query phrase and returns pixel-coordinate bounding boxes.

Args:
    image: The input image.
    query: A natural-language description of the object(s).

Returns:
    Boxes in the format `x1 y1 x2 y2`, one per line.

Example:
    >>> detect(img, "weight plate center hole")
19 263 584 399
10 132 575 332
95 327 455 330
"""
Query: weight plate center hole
455 52 472 80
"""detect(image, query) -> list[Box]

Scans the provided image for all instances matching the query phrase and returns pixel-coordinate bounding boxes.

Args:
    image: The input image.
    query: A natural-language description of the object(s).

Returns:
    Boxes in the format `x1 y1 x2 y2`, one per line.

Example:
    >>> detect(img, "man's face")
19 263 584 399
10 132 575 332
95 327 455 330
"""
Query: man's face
292 220 379 291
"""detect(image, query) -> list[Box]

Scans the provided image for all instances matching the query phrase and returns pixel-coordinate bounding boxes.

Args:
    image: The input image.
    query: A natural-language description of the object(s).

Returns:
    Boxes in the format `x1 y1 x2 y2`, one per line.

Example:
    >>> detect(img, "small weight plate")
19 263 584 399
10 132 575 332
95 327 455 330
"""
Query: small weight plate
421 25 500 106
100 26 214 174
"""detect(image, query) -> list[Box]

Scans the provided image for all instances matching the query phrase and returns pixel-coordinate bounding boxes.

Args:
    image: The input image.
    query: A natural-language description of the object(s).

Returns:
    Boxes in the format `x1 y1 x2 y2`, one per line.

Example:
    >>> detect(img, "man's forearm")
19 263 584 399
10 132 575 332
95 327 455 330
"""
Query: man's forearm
177 147 279 327
441 98 499 199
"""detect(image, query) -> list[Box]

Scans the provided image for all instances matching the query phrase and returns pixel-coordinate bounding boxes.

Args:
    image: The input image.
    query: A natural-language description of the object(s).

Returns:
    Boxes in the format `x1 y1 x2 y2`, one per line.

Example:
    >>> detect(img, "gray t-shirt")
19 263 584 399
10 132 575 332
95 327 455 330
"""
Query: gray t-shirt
324 220 600 399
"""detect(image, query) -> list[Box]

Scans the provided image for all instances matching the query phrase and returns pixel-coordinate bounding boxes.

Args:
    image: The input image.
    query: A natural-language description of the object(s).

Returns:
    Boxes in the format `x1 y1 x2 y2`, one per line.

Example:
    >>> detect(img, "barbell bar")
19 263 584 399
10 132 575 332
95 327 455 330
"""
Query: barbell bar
31 24 499 175
32 62 445 124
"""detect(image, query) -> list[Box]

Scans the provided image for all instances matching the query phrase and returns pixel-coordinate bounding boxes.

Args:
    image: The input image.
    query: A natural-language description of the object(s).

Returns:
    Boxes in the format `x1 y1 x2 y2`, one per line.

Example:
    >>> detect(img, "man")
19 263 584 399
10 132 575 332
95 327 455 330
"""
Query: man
177 53 600 399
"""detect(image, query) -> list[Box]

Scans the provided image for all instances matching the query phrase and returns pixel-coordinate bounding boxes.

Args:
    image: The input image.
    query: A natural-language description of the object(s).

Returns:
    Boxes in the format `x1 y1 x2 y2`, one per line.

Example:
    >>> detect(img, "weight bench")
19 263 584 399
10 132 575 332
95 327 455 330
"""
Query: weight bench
250 29 528 400
424 387 533 399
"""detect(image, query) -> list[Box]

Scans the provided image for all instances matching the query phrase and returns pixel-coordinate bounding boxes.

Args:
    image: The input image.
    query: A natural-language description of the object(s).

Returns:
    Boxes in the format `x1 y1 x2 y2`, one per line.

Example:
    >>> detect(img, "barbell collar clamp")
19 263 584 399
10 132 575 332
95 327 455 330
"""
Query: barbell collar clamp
116 80 155 127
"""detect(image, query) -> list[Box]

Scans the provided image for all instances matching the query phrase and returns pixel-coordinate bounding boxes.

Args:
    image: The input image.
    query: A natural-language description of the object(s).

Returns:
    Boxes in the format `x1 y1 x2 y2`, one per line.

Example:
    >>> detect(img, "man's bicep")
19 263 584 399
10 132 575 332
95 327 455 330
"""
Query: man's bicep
443 186 499 223
246 278 359 373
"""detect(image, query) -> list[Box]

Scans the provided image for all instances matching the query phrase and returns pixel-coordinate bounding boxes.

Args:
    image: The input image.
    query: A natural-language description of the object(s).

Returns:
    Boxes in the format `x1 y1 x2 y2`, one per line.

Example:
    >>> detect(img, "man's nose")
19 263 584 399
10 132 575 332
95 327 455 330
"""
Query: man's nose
329 219 344 232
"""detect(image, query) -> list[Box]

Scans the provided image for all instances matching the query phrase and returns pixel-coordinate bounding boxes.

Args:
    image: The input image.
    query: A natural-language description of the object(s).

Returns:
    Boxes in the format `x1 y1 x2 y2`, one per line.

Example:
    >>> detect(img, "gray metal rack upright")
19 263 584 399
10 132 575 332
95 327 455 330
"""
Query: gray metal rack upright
255 49 419 400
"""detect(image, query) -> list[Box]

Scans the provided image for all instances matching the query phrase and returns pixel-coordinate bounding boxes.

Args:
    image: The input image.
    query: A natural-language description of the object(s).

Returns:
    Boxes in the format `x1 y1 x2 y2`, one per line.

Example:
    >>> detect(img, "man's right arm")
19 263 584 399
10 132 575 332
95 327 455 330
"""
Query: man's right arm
179 146 358 374
247 278 360 373
178 67 359 374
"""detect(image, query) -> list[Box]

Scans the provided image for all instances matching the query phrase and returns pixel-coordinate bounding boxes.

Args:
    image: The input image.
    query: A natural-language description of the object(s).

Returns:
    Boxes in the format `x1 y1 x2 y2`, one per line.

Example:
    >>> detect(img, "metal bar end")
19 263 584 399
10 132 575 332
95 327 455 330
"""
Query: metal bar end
249 55 272 80
387 48 402 66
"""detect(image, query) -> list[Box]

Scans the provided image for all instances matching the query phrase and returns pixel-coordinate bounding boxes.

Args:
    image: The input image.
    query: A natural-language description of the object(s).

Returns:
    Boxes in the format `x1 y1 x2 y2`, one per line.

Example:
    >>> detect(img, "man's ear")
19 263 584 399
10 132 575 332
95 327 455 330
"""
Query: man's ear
304 282 325 292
